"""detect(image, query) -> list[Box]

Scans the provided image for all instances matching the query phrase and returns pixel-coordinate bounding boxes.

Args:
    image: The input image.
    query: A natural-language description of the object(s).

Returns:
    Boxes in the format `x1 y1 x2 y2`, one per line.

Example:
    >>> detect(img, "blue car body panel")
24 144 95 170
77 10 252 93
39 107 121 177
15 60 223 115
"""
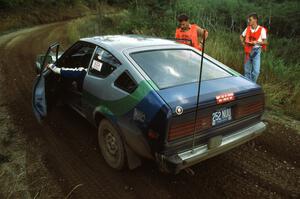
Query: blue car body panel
157 76 261 113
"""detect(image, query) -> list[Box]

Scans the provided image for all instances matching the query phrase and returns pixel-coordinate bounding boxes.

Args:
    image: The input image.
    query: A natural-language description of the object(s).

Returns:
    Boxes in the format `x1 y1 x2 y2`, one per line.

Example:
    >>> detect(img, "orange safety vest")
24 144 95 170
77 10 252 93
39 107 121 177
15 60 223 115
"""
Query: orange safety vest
244 25 267 54
175 24 201 50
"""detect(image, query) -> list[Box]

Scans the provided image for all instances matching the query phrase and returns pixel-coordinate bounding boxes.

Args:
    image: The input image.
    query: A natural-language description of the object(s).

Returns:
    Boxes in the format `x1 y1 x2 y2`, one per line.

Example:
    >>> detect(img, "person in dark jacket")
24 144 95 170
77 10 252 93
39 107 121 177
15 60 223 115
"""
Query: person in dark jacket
47 63 87 79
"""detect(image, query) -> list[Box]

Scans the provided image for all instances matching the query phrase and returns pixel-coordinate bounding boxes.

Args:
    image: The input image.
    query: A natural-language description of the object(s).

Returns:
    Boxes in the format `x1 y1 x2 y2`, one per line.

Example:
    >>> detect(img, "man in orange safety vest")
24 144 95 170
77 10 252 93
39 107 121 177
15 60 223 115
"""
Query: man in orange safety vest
175 14 208 51
240 13 267 83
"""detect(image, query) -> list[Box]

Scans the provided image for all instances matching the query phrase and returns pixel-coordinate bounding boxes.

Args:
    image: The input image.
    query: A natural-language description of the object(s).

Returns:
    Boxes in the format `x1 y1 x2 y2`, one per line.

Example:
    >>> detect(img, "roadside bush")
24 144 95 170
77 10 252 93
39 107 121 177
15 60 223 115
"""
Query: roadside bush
67 16 98 43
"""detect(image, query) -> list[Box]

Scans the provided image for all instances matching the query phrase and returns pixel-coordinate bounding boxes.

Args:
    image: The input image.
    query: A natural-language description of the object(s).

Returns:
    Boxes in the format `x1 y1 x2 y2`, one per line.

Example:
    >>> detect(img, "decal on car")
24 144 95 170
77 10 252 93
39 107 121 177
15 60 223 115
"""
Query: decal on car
91 60 103 72
85 80 156 117
133 108 145 122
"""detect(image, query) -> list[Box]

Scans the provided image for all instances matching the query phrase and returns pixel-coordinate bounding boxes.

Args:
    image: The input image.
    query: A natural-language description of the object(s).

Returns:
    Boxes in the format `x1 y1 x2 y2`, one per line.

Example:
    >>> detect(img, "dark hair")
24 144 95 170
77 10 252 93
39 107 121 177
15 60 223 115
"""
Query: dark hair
177 14 189 22
248 12 258 20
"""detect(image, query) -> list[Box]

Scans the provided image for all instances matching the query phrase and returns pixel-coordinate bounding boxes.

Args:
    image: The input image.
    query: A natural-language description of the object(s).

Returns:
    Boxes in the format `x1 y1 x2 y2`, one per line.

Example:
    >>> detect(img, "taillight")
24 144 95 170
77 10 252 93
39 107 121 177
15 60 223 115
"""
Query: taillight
235 101 264 119
168 115 211 140
216 93 235 104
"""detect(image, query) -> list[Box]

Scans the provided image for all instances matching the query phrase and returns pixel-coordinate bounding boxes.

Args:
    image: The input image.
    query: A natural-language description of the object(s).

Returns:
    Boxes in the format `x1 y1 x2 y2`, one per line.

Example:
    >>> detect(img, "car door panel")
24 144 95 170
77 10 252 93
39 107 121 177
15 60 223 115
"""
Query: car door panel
82 46 124 123
56 42 96 112
32 43 60 122
32 73 47 122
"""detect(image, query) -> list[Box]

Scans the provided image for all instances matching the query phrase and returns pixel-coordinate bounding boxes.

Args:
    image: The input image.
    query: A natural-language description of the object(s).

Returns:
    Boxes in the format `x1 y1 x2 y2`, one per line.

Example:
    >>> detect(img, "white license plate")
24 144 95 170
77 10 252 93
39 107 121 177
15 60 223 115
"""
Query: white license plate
212 107 232 126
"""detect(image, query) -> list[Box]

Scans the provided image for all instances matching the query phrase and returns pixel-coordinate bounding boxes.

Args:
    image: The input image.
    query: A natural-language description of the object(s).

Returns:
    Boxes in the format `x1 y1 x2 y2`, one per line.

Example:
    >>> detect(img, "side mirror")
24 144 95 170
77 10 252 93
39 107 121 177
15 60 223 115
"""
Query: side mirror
35 42 61 75
35 55 54 74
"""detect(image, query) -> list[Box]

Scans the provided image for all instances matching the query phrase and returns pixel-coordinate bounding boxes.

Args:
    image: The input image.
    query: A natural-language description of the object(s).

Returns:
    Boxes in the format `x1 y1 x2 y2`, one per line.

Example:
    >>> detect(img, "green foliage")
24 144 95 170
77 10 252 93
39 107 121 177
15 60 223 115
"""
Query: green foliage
68 15 103 43
174 0 299 37
0 0 100 9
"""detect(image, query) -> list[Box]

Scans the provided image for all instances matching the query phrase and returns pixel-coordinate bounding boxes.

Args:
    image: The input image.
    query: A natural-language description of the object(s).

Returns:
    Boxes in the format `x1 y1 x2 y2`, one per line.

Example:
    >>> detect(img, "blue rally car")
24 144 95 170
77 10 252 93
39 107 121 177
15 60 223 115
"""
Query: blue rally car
33 35 266 173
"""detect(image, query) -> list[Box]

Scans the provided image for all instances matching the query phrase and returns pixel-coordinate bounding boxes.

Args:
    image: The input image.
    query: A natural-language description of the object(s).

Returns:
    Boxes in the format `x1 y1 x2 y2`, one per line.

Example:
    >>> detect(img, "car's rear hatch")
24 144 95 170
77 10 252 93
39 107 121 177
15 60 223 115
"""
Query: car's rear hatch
157 76 264 154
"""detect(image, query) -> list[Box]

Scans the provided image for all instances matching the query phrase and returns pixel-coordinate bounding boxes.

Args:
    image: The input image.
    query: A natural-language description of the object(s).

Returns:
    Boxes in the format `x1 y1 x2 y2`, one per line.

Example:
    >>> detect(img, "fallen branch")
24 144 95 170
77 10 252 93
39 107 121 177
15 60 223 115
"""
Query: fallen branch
64 184 83 199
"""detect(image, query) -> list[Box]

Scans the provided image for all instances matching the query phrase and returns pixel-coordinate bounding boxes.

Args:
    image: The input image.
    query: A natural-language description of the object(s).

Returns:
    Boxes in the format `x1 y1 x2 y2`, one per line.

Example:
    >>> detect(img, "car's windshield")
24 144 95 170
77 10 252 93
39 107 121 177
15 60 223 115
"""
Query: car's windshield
130 49 232 89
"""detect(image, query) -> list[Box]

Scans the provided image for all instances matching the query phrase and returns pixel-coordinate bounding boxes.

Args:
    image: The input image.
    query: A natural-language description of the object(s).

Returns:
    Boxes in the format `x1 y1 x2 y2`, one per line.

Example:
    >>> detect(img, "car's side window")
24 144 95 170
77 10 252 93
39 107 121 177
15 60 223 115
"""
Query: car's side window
114 70 137 94
89 47 121 78
57 42 96 69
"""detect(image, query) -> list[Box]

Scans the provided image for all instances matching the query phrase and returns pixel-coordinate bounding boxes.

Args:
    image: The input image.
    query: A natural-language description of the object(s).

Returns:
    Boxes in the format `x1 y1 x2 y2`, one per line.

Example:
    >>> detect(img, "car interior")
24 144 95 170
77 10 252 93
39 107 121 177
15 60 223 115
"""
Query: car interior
56 42 95 93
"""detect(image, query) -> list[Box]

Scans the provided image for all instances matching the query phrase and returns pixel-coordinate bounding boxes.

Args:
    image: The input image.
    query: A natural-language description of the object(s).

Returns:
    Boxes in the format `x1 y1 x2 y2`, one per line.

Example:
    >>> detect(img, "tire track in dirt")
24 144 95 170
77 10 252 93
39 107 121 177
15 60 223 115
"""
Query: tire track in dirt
0 22 299 199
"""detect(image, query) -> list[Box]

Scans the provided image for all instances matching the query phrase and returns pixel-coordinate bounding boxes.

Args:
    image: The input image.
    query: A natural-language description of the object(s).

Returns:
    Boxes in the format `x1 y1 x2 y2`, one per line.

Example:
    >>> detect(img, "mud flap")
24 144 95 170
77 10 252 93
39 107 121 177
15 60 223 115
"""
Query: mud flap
124 143 142 170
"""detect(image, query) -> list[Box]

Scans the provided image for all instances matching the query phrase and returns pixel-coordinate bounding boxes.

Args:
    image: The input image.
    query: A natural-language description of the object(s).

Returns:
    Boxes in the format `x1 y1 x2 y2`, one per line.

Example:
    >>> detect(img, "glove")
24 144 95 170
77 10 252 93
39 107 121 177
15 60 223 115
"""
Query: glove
48 63 61 74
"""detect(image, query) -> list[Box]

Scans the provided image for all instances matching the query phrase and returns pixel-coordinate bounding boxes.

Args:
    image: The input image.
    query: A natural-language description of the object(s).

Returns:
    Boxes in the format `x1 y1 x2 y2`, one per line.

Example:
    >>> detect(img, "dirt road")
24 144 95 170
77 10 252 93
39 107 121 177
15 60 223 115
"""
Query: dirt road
0 22 299 199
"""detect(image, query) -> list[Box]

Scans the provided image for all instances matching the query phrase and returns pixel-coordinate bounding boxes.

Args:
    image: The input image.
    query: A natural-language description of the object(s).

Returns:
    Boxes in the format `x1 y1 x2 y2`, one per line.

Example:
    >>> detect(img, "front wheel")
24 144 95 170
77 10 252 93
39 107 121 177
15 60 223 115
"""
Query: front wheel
98 119 126 170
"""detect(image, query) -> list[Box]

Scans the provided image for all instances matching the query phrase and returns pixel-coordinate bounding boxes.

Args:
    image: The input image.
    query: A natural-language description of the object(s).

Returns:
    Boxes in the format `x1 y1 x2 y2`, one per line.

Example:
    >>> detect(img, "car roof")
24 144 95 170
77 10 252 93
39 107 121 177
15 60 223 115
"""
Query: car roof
80 35 183 52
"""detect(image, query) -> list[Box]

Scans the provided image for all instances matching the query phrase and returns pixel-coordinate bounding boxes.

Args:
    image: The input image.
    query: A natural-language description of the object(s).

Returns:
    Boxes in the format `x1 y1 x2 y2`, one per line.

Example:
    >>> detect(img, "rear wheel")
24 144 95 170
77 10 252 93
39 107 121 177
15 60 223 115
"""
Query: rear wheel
98 119 126 170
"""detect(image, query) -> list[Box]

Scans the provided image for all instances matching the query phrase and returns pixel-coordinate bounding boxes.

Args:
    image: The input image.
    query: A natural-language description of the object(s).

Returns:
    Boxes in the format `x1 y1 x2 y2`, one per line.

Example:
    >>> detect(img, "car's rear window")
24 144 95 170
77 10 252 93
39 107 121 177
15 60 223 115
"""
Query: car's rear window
130 49 232 89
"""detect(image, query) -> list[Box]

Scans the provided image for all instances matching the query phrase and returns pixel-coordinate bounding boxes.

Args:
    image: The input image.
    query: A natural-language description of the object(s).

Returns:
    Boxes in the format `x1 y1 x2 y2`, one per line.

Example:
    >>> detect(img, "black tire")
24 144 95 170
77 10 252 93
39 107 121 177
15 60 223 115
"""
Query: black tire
98 119 126 170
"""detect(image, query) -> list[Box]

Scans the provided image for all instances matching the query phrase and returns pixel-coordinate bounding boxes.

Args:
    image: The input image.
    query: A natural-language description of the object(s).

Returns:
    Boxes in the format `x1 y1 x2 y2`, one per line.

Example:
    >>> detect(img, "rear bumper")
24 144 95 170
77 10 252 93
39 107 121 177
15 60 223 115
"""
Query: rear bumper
156 121 266 174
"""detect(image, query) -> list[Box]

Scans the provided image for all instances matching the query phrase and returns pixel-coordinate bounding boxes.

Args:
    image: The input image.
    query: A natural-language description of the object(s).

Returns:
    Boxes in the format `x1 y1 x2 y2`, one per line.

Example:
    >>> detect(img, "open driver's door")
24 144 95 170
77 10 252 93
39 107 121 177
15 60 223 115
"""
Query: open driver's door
32 43 60 122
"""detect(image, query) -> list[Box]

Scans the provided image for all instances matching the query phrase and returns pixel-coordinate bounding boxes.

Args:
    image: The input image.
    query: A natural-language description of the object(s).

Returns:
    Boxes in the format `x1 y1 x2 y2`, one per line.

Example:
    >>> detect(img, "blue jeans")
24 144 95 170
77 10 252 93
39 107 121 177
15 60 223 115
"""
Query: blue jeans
244 47 261 83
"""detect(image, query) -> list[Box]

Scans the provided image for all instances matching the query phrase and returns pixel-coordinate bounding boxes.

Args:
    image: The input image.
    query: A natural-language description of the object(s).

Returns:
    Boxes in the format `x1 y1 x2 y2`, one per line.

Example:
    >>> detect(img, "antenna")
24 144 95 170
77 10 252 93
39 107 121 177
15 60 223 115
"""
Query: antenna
191 30 206 153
